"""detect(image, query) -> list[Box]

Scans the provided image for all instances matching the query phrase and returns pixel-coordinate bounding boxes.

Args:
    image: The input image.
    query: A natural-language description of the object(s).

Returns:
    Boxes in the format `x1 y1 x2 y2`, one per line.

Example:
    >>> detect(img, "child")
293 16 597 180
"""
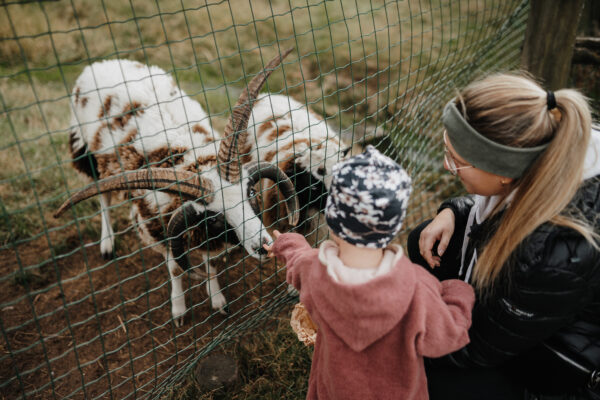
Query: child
264 145 475 400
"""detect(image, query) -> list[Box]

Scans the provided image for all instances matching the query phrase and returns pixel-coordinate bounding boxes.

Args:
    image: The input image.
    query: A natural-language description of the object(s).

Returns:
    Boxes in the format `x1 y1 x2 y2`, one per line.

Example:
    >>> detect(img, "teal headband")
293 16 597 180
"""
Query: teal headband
442 99 549 179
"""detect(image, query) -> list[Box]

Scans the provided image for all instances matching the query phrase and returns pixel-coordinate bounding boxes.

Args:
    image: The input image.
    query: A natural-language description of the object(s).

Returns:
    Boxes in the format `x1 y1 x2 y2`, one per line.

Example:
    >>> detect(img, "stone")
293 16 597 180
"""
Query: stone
194 353 238 391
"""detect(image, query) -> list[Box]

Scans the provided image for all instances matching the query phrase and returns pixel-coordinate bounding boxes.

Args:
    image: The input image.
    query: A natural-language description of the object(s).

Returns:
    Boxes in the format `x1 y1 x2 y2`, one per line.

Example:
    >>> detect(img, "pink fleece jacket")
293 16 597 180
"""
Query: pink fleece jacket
272 233 475 400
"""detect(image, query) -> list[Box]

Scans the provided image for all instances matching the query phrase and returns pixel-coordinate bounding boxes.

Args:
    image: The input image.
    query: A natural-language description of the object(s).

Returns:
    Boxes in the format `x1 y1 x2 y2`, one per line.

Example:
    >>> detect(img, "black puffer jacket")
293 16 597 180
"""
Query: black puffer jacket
438 175 600 394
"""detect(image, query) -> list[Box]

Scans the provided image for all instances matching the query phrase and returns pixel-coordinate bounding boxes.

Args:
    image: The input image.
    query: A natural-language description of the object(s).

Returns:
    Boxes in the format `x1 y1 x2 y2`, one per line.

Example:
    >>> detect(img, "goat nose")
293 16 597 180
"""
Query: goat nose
257 237 270 256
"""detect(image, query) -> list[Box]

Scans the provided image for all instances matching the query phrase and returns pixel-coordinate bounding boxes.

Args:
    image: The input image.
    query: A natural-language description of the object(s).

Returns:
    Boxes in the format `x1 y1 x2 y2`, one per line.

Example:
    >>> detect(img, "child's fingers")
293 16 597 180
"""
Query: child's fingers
262 231 281 258
263 243 274 258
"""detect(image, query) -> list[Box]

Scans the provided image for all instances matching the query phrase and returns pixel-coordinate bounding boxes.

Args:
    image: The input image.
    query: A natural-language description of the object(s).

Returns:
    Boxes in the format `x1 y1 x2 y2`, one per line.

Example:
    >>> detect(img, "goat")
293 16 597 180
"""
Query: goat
243 94 351 232
55 50 298 325
167 93 353 253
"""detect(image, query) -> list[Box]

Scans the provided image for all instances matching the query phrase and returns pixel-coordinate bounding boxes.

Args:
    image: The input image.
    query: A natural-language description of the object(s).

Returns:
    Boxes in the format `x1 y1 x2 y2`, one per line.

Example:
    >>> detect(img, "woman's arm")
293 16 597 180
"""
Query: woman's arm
437 195 474 229
417 195 474 268
442 231 599 368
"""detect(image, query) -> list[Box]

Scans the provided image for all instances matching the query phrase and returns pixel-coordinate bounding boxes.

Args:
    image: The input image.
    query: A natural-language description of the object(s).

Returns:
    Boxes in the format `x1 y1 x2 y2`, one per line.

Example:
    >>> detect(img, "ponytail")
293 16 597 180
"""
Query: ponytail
456 74 598 293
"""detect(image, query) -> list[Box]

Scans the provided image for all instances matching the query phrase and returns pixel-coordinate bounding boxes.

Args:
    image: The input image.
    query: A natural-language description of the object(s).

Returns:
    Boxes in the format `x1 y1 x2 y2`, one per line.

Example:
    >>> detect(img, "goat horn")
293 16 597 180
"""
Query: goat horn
246 161 299 227
54 169 214 218
218 47 294 183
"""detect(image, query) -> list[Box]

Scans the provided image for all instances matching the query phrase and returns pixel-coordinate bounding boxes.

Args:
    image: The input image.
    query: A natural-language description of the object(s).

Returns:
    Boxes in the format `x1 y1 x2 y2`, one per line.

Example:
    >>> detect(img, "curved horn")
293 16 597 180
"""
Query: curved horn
167 203 207 275
54 169 214 218
246 161 299 226
218 47 294 183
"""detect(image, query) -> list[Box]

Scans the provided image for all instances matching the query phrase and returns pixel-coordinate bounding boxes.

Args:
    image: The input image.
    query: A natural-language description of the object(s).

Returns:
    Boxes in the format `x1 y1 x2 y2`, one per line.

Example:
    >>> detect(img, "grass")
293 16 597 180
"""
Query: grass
167 316 312 400
0 0 538 398
0 0 517 130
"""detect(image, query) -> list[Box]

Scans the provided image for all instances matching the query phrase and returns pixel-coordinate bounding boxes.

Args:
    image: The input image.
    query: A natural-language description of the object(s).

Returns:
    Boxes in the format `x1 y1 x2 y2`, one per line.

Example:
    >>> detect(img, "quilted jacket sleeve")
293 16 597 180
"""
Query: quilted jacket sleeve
442 229 600 368
438 195 474 231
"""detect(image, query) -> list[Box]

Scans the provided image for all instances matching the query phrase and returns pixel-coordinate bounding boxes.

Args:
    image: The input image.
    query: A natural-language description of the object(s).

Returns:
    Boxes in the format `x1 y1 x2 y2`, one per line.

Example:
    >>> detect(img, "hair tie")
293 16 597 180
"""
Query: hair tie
547 91 557 110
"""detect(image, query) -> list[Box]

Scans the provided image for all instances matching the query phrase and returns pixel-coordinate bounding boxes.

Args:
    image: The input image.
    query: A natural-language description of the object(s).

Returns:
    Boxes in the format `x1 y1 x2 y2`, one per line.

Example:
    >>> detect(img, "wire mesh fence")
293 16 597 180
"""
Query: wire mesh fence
1 0 529 398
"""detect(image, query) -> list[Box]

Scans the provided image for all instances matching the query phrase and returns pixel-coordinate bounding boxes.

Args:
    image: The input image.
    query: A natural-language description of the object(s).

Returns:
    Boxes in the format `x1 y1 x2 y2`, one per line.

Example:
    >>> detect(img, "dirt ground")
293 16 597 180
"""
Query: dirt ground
0 218 291 400
0 182 437 400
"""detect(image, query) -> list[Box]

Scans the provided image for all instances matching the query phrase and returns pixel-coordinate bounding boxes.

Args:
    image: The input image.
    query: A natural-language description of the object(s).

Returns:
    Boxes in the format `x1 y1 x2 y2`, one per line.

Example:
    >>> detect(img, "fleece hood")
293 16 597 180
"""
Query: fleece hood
309 246 417 352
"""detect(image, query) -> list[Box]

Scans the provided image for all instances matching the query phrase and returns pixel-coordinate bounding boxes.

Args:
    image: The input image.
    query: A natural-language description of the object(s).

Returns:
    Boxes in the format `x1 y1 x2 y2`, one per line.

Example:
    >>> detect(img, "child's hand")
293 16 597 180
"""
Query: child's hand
263 230 282 258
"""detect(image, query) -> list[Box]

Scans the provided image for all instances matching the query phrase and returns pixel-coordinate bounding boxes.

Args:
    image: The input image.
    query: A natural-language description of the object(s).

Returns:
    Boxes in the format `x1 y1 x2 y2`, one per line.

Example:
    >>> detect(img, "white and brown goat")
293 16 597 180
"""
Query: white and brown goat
55 50 298 324
244 94 351 232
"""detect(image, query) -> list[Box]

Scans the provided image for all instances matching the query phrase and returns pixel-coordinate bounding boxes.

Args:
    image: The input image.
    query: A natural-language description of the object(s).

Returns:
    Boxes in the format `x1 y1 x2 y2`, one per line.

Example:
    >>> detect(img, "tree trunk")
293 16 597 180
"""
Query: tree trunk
577 0 600 36
521 0 585 90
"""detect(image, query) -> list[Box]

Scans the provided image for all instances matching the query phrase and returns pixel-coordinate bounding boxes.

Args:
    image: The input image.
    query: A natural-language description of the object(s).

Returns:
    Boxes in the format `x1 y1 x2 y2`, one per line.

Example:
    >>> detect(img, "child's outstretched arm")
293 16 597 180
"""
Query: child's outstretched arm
415 273 475 358
264 231 314 291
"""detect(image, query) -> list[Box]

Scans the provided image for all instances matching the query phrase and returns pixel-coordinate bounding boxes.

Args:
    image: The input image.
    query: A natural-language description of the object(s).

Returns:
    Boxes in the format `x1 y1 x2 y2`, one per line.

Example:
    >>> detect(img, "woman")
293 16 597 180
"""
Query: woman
407 73 600 399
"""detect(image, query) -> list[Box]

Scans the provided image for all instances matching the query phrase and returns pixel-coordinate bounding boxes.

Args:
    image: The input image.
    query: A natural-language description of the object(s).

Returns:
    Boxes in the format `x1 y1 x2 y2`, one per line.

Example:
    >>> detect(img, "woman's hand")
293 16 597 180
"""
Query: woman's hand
263 230 281 258
419 208 456 268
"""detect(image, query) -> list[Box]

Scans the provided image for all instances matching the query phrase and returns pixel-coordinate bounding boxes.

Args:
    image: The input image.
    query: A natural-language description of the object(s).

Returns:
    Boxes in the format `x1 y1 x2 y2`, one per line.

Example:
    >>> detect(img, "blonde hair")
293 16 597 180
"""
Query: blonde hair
456 72 597 292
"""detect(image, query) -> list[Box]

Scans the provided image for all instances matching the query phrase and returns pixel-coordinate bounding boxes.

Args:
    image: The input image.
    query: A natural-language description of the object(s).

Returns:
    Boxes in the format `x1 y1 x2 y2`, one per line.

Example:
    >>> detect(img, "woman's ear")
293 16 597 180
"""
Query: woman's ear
499 177 516 195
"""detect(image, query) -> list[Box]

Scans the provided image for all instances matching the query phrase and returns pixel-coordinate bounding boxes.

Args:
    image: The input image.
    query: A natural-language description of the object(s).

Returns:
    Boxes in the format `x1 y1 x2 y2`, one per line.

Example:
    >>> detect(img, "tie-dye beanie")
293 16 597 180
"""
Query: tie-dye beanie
325 145 412 248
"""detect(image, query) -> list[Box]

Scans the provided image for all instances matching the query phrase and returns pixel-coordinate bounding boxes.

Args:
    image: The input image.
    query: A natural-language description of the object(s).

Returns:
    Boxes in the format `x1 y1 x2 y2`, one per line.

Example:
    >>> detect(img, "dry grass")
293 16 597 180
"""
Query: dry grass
0 0 508 125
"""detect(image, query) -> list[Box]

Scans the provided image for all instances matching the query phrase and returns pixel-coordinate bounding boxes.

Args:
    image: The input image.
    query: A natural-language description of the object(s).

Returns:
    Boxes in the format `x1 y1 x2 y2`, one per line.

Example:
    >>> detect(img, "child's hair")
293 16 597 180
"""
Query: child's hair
455 72 597 292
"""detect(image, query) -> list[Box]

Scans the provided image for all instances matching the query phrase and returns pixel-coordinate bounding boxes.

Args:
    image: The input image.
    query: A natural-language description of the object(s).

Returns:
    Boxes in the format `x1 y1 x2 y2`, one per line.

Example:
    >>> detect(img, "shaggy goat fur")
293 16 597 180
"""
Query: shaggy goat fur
246 93 351 232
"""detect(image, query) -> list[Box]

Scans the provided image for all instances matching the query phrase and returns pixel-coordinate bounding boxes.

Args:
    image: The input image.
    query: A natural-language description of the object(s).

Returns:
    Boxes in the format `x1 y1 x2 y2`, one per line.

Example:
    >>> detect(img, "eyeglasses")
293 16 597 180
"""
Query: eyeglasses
443 133 473 176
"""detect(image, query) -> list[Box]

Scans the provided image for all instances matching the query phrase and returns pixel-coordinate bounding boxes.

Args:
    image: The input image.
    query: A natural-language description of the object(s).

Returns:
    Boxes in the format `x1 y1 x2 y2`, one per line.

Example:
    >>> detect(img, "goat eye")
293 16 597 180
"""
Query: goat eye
316 167 326 176
248 188 257 198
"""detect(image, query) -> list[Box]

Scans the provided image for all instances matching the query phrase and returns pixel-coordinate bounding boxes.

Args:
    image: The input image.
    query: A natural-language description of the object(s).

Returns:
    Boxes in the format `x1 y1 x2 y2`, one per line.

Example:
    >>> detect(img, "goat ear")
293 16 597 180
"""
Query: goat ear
245 161 299 226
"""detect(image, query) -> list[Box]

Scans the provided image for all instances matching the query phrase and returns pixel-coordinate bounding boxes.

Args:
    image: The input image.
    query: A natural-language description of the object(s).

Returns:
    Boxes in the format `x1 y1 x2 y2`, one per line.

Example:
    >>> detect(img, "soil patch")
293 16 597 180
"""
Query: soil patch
0 222 289 399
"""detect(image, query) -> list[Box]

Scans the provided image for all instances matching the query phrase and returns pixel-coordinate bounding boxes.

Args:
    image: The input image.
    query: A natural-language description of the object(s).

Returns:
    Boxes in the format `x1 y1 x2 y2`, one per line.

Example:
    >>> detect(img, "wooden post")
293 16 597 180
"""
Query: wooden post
572 0 600 66
578 0 600 36
521 0 585 90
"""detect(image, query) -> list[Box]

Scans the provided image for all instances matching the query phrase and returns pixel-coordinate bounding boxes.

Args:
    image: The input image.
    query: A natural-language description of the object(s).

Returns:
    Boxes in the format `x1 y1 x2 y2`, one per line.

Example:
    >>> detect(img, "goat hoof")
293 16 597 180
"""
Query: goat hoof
101 250 116 260
173 311 186 327
172 304 187 326
218 305 230 316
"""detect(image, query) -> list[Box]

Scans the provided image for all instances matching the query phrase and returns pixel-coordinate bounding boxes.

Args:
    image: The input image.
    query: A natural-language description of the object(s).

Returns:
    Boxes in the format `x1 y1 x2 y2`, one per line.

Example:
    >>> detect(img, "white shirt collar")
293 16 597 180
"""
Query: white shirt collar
583 127 600 180
318 240 404 285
